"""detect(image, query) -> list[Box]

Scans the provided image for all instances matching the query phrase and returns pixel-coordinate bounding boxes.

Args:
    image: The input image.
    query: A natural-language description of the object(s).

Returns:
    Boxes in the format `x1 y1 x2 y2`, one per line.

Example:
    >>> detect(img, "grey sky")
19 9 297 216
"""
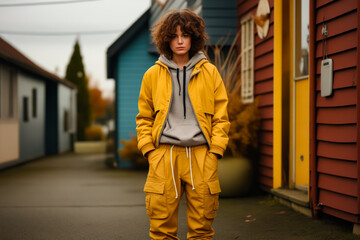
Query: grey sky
0 0 150 99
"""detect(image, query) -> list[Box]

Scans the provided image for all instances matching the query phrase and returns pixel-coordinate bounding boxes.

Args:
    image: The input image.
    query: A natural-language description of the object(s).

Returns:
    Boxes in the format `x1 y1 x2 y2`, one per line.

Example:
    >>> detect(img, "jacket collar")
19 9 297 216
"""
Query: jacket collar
156 58 208 75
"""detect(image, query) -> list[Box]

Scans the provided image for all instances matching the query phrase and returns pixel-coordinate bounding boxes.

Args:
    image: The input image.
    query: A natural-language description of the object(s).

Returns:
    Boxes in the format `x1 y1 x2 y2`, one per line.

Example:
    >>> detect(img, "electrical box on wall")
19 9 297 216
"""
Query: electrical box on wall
320 58 333 97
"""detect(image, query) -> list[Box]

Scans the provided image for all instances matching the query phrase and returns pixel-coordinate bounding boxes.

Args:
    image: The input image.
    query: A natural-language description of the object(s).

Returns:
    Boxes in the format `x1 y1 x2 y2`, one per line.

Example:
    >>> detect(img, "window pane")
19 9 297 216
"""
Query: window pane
295 0 309 78
0 66 15 119
64 110 69 132
23 97 29 122
32 88 37 118
0 64 2 119
241 16 254 103
8 70 14 118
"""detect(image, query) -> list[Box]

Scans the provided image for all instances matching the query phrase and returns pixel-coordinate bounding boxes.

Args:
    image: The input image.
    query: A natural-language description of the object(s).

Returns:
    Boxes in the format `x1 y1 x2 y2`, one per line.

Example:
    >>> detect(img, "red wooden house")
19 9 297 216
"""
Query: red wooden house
237 0 360 231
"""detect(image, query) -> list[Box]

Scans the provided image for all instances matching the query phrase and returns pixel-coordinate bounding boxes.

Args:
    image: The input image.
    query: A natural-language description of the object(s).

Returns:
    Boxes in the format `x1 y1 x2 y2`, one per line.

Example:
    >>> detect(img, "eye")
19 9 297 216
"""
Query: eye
170 35 176 39
183 34 190 38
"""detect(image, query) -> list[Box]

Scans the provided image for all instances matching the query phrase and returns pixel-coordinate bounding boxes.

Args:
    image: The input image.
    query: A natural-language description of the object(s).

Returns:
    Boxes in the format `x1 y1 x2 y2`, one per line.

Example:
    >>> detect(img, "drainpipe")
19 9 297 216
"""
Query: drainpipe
356 0 360 223
309 0 319 218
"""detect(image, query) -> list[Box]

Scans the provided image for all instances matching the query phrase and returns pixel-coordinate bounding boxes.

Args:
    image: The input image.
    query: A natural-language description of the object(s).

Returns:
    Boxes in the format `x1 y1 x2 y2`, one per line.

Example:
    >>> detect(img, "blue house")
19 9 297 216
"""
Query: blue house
107 0 237 166
107 9 157 166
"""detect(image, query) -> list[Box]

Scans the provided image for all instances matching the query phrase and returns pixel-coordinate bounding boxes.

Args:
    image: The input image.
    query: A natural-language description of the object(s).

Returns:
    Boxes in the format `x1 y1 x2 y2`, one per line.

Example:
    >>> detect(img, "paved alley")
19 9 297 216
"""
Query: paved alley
0 153 358 240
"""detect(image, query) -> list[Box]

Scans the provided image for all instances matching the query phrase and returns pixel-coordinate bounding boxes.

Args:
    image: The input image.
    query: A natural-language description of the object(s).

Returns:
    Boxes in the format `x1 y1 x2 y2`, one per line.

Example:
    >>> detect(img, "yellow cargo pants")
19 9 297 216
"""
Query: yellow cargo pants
144 144 221 240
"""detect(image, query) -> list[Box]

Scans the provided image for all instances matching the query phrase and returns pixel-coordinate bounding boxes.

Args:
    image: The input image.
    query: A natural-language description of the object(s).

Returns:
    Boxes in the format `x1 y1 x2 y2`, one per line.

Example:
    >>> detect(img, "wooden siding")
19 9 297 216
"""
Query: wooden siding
313 0 359 223
150 0 189 27
202 0 237 45
237 0 274 191
149 0 237 46
116 28 157 146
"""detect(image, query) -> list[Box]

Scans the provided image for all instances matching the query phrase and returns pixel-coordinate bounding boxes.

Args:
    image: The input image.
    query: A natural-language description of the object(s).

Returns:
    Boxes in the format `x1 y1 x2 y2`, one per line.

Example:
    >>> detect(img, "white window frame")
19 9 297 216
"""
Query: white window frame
240 15 254 104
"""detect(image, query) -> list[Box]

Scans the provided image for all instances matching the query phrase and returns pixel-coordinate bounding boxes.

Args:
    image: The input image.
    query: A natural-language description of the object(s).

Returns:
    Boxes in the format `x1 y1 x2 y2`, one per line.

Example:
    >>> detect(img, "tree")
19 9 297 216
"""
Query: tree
89 83 107 123
65 40 91 141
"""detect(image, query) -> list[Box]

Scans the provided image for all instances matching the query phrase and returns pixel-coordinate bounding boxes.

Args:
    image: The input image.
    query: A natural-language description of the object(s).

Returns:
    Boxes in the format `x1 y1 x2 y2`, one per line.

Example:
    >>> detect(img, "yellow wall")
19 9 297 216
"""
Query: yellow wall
274 0 291 188
273 0 283 189
0 122 19 163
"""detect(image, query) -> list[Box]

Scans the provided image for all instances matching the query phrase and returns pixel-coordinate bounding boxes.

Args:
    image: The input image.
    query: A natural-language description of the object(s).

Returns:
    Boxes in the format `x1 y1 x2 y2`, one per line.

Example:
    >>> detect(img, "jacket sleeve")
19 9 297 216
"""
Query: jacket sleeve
208 67 230 158
136 70 156 158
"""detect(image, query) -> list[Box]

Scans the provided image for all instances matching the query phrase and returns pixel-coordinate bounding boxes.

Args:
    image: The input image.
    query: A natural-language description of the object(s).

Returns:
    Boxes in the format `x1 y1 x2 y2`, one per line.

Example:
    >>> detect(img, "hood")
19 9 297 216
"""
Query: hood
158 51 207 70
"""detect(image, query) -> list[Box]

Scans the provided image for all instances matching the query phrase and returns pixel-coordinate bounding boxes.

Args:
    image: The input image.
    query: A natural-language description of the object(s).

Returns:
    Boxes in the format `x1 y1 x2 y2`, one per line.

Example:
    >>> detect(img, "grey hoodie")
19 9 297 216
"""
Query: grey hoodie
158 52 208 147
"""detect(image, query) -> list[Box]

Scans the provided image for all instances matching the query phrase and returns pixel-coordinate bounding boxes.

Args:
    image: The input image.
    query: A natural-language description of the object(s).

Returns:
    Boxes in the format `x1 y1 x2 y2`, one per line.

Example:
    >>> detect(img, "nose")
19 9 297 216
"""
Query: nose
178 36 183 44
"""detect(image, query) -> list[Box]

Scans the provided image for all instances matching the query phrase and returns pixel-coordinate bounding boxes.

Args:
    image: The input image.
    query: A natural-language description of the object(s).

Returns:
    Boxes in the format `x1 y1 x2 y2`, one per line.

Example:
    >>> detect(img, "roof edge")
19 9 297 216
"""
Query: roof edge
106 8 150 79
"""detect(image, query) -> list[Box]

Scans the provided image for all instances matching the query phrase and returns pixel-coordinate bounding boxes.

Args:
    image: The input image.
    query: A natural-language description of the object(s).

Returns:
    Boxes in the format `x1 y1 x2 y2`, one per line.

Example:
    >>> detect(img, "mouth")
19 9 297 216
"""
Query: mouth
176 47 185 50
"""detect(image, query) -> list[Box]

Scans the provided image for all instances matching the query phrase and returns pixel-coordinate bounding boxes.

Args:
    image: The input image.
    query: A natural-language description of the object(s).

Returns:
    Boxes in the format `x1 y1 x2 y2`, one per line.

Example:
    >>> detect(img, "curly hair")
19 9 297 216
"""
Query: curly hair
151 9 208 59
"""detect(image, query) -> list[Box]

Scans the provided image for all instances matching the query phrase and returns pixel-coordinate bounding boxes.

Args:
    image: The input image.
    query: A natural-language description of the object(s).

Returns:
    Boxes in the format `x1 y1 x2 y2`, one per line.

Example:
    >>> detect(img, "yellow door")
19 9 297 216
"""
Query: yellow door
291 0 310 191
293 77 309 190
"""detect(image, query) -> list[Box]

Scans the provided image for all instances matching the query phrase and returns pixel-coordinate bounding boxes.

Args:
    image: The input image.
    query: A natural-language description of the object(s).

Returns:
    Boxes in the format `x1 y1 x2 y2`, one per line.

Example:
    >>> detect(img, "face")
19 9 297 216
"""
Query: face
169 25 191 58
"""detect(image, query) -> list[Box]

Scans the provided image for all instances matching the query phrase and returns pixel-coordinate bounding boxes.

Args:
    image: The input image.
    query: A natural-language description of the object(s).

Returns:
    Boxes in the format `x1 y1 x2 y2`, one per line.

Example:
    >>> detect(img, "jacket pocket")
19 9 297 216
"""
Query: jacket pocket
204 180 221 219
152 109 164 145
144 181 168 219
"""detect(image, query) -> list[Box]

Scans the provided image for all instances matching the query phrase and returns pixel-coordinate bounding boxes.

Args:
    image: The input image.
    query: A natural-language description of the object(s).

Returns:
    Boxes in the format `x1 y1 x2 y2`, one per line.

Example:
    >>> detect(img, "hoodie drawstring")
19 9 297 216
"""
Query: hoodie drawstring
185 146 195 190
183 66 187 119
176 68 181 96
170 145 178 199
176 67 187 119
170 145 195 199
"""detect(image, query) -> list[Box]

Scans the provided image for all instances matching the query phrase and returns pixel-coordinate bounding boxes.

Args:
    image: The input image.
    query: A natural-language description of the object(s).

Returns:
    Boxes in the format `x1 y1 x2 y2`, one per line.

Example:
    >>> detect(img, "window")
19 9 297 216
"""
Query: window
64 109 69 132
32 88 37 118
240 15 254 103
23 97 29 122
0 64 16 120
69 90 76 133
294 0 309 78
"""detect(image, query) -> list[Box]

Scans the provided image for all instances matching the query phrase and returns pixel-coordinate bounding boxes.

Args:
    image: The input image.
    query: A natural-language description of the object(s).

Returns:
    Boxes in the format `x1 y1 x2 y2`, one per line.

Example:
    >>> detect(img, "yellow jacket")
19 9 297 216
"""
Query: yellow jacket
136 58 230 158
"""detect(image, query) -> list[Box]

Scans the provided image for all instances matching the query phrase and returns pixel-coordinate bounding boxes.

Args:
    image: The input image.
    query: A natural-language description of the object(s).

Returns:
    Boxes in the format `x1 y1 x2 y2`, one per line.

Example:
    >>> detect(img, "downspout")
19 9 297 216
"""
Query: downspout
309 0 318 218
356 0 360 222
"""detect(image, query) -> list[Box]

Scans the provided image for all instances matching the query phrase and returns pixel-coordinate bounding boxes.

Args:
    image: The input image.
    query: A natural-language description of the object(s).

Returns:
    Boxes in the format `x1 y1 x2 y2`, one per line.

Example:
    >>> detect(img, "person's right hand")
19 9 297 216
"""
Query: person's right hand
146 150 155 159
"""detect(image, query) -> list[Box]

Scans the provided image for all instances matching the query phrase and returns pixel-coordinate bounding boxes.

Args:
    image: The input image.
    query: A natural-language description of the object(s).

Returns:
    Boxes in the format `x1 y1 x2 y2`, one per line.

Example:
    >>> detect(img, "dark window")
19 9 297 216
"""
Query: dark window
23 97 29 122
32 88 37 118
8 70 14 118
64 110 69 132
0 66 15 119
0 64 2 119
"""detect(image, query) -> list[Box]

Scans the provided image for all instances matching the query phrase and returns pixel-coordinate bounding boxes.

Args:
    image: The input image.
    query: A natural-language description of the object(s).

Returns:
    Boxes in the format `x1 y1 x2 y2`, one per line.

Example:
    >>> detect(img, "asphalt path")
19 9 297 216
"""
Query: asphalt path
0 153 358 240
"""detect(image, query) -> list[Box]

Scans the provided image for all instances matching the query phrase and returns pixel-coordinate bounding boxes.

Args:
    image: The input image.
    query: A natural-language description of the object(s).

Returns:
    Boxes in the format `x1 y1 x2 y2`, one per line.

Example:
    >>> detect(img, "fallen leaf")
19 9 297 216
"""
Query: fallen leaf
245 218 256 223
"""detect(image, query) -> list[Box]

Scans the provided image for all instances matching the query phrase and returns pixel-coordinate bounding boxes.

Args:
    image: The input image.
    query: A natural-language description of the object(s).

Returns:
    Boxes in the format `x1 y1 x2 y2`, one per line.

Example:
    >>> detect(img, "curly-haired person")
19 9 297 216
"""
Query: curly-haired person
136 9 230 240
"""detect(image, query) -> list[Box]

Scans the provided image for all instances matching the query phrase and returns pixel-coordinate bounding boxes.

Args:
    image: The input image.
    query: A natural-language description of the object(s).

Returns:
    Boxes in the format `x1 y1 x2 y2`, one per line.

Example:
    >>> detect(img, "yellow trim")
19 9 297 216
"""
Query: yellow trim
273 0 282 189
289 0 295 189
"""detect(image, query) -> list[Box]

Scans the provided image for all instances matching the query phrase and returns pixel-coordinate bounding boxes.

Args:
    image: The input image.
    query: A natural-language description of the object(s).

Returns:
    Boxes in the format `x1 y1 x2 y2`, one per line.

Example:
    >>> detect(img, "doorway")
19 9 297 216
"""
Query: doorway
290 0 310 191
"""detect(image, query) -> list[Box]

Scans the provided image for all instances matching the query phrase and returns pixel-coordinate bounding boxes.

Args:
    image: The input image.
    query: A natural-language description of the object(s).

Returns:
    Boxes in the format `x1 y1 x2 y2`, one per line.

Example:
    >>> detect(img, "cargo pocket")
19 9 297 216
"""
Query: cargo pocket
144 181 168 219
147 148 167 180
204 180 221 219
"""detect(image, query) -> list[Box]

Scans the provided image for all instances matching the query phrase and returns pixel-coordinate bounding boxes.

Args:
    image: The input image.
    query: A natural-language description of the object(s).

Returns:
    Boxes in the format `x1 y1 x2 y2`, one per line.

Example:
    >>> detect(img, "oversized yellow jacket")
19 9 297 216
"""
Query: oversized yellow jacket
136 58 230 158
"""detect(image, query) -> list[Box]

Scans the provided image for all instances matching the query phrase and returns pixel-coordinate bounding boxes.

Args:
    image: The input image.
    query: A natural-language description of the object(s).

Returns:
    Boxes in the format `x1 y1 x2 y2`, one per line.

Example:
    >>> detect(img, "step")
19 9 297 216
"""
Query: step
271 188 312 218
